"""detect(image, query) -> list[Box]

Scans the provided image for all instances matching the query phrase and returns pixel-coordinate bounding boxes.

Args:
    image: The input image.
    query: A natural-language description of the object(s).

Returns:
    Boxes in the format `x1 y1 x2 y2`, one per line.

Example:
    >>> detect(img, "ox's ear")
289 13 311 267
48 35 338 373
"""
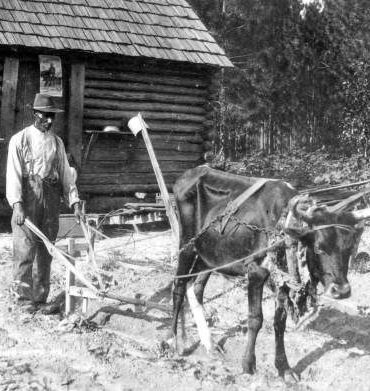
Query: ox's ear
285 227 313 242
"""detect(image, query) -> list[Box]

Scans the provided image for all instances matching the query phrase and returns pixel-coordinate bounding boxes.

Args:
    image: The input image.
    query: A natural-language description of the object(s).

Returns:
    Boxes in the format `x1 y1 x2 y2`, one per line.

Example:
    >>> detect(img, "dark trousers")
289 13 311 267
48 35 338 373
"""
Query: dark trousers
12 175 61 303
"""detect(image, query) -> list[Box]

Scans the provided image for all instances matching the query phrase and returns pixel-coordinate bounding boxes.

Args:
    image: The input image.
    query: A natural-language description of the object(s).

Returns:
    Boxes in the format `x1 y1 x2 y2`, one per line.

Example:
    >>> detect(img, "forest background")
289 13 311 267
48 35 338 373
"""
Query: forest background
188 0 370 188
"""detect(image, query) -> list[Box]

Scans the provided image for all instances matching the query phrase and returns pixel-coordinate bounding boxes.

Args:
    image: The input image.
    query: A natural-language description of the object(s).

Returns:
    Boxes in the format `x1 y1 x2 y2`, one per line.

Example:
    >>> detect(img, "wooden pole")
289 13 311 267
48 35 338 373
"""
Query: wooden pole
68 62 85 168
65 238 76 315
300 179 370 196
328 186 370 213
128 113 179 241
0 56 19 140
80 218 104 288
67 286 171 312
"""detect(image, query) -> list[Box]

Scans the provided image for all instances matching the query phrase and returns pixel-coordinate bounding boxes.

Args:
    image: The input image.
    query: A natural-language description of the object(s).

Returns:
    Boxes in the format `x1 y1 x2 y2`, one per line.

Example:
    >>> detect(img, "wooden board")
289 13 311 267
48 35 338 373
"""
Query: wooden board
84 97 206 115
84 88 206 106
85 68 208 88
0 56 19 194
82 160 196 174
84 79 208 97
0 56 4 194
14 58 40 133
68 62 85 167
79 172 182 186
0 56 19 140
80 183 169 194
84 108 205 123
84 135 203 153
88 56 211 79
86 147 201 162
83 118 204 133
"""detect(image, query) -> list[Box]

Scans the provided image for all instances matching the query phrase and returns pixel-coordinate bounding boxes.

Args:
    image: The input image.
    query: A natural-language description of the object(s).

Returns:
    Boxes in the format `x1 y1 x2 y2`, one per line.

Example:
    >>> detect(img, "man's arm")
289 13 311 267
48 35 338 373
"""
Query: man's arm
6 136 23 208
6 137 26 225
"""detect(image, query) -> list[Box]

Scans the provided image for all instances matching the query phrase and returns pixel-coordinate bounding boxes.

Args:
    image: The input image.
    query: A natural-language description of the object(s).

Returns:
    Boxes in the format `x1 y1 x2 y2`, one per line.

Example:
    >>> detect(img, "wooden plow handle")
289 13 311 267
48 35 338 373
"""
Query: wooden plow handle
24 218 172 313
128 113 179 241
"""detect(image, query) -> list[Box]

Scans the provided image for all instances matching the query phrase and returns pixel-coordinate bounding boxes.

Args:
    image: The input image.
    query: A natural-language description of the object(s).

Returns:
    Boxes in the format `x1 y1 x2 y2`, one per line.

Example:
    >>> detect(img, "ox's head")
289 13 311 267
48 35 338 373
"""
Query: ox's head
285 196 368 299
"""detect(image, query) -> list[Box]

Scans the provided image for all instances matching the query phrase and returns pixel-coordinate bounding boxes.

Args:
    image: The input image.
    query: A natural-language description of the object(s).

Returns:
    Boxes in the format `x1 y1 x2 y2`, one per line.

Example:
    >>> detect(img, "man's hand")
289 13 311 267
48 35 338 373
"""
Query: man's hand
73 202 84 224
13 202 25 225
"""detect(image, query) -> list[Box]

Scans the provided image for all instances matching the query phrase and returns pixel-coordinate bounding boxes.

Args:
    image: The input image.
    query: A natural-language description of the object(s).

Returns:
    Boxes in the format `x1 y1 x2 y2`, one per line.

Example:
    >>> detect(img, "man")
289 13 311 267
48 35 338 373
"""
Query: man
6 93 83 311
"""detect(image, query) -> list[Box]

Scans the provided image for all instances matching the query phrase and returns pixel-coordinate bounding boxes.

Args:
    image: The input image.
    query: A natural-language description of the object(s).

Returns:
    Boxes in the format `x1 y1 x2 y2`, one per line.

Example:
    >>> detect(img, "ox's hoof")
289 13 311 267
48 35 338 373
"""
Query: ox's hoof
242 355 256 374
282 369 300 383
163 335 187 356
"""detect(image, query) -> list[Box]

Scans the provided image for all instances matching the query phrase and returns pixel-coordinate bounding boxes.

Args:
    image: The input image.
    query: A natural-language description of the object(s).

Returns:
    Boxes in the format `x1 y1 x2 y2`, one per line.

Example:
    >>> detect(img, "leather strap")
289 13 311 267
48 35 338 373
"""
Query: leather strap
221 178 274 232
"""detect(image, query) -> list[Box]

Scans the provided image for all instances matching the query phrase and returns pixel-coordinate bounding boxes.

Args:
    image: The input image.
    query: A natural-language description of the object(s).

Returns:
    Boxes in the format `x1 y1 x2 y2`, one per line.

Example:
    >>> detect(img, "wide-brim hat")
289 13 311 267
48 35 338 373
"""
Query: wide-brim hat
33 93 64 113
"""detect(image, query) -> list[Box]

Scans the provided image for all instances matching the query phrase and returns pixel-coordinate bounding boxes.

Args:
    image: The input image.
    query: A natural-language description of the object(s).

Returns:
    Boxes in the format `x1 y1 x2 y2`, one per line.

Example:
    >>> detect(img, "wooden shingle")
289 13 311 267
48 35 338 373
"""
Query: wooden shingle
70 5 85 17
0 31 8 45
36 13 49 26
45 25 59 37
1 9 14 21
83 29 94 41
68 0 88 5
20 22 34 35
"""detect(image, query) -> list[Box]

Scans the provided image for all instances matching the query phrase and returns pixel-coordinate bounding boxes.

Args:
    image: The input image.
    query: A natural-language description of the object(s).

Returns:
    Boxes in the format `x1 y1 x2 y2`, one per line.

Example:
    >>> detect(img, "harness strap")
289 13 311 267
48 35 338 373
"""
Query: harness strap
220 178 273 232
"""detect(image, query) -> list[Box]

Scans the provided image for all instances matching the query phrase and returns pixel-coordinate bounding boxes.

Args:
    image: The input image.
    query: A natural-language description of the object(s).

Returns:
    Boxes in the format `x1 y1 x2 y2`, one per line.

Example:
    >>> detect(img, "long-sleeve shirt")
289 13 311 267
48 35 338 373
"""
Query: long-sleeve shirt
6 125 80 208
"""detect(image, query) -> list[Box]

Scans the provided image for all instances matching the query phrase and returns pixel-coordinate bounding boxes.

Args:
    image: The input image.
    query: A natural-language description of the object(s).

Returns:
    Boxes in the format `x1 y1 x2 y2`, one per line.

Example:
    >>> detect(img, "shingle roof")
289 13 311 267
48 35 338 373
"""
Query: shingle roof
0 0 233 67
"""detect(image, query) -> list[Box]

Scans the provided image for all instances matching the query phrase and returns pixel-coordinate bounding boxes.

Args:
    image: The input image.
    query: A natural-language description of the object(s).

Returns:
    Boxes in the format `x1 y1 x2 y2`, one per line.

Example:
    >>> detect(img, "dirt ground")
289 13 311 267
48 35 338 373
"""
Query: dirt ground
1 226 370 391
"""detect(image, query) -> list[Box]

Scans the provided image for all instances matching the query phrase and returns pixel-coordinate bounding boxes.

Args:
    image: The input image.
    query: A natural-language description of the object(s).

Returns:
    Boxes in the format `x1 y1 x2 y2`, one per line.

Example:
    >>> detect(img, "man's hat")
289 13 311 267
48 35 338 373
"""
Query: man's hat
33 93 64 113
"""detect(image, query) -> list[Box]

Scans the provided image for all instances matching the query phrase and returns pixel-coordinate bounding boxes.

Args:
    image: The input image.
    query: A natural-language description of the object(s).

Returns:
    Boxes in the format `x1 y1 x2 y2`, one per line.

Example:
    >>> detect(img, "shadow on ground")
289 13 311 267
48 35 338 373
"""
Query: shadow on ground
294 307 370 375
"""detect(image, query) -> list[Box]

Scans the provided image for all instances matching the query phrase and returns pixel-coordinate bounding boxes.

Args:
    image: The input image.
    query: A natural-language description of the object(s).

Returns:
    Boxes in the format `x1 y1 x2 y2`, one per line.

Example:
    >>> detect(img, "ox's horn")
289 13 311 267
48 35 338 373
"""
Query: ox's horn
348 208 370 221
289 195 318 224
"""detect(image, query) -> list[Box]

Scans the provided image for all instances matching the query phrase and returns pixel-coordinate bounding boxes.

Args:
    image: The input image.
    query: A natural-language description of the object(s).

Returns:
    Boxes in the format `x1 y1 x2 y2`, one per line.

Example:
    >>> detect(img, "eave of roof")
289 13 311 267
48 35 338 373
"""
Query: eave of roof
0 0 233 68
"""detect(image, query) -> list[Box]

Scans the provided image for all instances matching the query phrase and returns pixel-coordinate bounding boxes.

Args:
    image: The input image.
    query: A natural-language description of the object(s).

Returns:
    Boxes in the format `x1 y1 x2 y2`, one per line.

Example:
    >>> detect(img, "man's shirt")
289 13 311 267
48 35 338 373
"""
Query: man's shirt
6 125 80 208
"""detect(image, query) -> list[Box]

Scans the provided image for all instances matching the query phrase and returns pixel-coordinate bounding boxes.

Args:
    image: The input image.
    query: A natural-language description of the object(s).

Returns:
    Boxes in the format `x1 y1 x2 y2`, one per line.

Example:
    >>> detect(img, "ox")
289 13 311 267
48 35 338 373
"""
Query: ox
170 166 368 380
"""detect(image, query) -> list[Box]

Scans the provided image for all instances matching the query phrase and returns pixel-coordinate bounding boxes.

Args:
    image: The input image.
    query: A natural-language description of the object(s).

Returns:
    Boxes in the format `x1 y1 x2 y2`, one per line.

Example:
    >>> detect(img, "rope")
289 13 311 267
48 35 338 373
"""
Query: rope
86 224 171 254
174 239 285 279
173 222 356 281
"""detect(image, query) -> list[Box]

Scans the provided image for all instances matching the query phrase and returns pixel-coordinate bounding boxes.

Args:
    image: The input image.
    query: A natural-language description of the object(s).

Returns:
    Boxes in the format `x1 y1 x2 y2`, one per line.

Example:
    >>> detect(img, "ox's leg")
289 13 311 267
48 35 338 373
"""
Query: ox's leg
170 248 197 352
242 262 269 374
193 271 211 305
171 277 189 352
274 284 300 382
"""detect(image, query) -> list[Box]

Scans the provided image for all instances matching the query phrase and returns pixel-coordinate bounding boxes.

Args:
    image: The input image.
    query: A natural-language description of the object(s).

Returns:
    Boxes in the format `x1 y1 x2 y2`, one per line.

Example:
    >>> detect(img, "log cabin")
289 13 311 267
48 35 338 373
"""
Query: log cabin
0 0 232 215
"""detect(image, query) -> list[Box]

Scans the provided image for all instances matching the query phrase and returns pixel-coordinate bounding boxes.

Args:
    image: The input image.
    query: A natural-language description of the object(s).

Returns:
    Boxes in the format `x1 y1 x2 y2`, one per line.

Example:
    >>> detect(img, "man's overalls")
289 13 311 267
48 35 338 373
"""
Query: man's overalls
12 137 61 304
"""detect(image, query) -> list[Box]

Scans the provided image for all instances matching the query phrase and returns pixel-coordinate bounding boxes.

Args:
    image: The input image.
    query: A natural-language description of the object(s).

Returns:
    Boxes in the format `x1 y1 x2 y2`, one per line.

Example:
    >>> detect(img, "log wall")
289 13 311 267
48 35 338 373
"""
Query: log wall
0 58 3 109
0 57 6 194
81 58 217 195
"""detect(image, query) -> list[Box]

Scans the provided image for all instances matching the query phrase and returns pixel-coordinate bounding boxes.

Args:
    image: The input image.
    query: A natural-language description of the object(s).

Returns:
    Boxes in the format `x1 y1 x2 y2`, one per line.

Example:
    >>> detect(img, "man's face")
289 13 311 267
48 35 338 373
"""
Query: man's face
34 111 55 132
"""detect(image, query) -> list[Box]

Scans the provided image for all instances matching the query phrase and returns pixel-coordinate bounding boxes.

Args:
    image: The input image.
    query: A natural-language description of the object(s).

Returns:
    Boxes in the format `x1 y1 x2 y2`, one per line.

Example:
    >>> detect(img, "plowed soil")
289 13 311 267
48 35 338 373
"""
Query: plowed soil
1 227 370 391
